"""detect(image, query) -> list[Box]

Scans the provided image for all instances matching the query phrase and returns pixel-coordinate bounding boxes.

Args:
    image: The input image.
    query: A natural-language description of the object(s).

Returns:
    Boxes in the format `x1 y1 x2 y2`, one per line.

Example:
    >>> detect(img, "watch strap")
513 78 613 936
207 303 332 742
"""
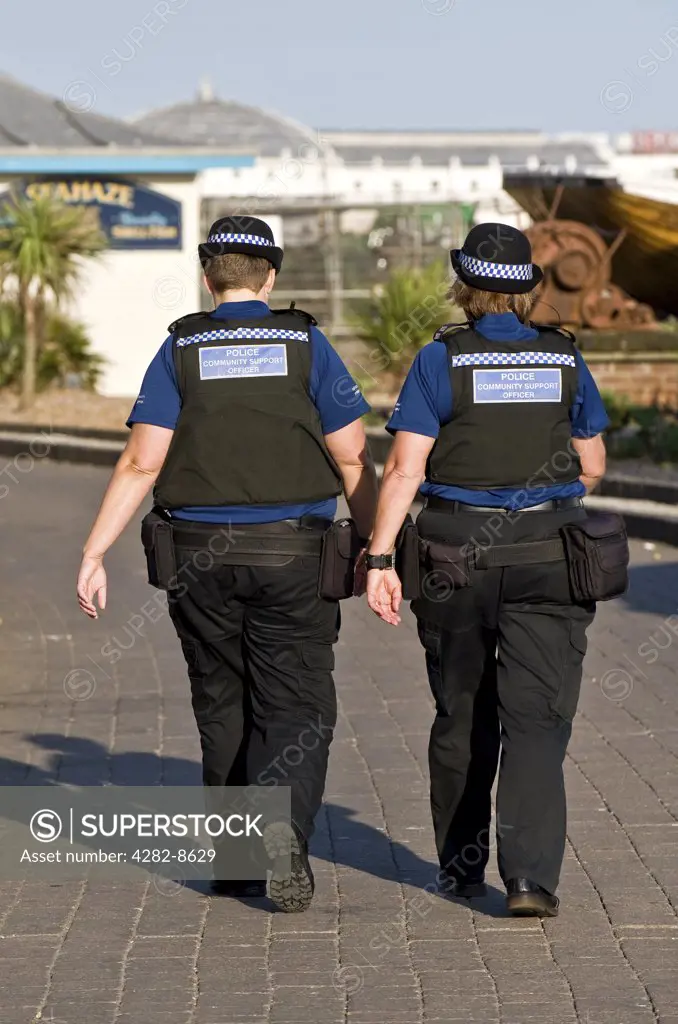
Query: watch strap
366 553 396 571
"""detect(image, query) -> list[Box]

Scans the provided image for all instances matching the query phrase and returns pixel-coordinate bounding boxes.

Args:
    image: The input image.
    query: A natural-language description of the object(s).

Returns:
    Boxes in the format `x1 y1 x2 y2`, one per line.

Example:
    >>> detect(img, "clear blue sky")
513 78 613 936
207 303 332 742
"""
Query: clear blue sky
2 0 677 131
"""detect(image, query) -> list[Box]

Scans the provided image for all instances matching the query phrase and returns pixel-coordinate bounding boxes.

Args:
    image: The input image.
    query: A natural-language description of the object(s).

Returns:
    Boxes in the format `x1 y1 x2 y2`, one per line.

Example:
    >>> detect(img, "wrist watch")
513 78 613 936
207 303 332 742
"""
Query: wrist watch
366 553 396 571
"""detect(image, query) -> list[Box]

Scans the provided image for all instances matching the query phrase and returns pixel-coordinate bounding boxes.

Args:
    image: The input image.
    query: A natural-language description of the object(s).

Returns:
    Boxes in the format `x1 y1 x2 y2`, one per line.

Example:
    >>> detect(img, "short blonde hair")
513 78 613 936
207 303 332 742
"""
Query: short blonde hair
449 278 539 323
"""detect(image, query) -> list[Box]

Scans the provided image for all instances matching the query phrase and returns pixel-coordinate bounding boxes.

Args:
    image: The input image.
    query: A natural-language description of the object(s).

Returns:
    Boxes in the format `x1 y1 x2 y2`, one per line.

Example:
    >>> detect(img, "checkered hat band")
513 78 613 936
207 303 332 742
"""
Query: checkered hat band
207 232 274 247
458 251 533 281
451 351 576 368
177 327 308 348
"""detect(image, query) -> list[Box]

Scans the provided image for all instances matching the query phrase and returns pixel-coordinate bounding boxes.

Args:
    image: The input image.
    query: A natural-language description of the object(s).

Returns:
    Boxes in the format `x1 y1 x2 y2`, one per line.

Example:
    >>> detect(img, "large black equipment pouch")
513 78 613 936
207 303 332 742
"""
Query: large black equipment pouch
141 508 177 591
319 518 362 600
395 515 421 600
560 512 630 602
419 539 474 594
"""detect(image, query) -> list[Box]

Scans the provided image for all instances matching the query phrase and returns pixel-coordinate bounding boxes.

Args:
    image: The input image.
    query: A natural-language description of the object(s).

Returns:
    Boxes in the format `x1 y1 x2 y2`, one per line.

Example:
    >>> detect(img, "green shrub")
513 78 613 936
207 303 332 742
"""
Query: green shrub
646 419 678 463
603 389 678 464
351 261 459 378
0 300 104 390
0 302 23 387
600 390 634 433
607 434 647 460
38 313 105 389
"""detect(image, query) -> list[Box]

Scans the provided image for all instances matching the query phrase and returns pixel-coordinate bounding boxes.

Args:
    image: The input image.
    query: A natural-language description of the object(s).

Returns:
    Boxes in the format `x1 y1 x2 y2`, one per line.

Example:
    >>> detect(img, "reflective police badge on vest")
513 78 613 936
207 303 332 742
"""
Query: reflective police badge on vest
452 352 575 405
199 344 288 380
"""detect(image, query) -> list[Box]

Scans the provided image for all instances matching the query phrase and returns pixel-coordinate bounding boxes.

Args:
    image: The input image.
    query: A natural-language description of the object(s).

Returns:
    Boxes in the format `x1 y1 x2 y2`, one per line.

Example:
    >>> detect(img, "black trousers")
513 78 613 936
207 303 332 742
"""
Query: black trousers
413 506 595 895
167 546 339 842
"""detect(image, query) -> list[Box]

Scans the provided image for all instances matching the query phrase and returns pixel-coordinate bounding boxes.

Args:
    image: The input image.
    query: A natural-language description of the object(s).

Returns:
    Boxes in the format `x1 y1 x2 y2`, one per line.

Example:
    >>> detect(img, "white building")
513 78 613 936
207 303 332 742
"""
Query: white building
135 86 609 224
3 73 678 395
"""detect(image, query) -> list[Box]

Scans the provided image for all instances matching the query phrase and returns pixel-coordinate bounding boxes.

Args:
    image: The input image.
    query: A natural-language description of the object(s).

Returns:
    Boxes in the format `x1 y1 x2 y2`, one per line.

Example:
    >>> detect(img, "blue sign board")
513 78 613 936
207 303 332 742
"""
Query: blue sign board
0 178 182 250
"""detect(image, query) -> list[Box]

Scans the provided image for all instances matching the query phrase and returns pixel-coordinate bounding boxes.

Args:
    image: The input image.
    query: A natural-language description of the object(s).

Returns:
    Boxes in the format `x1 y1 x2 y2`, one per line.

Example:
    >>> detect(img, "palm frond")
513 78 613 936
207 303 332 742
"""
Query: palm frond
0 193 106 302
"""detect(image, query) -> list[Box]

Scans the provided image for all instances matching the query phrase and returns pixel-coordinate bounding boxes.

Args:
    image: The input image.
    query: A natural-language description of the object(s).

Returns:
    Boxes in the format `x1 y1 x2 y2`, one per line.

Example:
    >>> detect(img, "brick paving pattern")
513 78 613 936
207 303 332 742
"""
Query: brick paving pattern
0 459 676 1024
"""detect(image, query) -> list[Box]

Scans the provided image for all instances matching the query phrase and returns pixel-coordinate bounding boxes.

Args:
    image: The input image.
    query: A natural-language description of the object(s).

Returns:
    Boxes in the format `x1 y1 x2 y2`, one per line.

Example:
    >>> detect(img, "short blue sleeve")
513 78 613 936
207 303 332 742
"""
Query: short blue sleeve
309 326 371 433
386 343 452 437
570 352 610 438
127 337 181 430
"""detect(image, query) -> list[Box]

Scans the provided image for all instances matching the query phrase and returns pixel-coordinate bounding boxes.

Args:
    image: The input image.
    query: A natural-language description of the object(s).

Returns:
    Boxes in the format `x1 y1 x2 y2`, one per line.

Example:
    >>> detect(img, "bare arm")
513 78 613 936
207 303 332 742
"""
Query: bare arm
369 431 435 554
572 434 606 493
324 419 378 540
77 424 173 617
366 431 435 627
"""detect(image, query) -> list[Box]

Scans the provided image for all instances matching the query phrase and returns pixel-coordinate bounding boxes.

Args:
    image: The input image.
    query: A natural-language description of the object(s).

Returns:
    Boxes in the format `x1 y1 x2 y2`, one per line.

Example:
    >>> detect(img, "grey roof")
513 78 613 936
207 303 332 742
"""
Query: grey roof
0 73 179 148
331 143 605 168
133 93 322 156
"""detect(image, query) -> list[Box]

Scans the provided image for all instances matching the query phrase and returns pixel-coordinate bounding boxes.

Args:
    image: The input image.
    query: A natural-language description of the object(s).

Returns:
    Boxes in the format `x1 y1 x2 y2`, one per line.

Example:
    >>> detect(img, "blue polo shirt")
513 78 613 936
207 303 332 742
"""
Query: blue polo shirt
387 313 610 510
128 300 370 523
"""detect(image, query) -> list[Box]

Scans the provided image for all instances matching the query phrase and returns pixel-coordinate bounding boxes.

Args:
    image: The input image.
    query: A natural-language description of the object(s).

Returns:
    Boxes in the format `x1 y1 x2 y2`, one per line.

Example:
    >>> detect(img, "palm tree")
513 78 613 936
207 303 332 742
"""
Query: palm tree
0 194 106 408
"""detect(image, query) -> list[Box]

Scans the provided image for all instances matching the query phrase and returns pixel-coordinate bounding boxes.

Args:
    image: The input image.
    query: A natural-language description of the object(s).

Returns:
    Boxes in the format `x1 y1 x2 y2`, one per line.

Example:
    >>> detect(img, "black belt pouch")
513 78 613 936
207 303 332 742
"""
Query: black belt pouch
420 539 474 593
141 510 177 591
319 518 361 599
396 515 421 601
560 512 629 602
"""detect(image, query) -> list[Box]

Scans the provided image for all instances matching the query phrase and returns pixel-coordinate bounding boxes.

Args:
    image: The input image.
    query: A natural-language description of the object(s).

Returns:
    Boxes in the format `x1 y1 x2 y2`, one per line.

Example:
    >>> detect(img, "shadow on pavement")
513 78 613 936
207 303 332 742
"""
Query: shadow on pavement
0 735 509 917
7 733 202 785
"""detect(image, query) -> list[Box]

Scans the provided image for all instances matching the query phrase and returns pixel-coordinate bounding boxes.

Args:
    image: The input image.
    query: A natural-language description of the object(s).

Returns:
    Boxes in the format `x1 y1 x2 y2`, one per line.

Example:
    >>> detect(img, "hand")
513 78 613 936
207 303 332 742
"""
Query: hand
367 568 402 626
77 555 107 619
353 548 368 597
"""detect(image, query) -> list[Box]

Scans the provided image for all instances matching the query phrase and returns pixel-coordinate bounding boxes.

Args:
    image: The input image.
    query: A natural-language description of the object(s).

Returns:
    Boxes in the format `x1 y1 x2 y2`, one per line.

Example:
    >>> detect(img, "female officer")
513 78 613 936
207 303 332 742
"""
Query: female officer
365 223 609 917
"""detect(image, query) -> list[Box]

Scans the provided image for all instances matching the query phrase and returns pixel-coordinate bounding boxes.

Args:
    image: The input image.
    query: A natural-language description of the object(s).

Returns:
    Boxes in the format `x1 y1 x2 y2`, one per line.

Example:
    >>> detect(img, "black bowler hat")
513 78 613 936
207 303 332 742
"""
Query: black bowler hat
451 223 543 294
199 215 284 271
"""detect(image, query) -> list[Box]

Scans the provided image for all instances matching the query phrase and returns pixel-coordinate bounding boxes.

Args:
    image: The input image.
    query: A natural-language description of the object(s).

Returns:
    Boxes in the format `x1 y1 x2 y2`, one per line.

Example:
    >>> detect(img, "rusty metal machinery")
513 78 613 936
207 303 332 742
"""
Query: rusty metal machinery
527 219 655 329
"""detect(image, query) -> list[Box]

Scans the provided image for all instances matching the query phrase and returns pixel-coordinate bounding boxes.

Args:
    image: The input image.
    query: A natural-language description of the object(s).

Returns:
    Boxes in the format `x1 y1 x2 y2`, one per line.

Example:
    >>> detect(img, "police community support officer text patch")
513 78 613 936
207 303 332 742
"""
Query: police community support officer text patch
473 368 562 404
199 345 288 380
450 350 574 405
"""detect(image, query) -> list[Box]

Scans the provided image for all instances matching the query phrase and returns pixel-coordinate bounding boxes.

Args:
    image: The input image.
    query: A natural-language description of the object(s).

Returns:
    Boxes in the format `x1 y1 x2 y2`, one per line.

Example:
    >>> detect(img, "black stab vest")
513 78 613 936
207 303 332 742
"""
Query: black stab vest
427 324 582 490
154 310 342 508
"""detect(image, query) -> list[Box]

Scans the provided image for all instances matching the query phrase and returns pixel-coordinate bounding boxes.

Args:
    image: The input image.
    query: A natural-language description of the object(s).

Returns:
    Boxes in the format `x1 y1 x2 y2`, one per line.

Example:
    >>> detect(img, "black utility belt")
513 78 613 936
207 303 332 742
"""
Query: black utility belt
401 512 630 604
415 536 565 597
140 509 363 601
172 525 326 557
425 496 584 514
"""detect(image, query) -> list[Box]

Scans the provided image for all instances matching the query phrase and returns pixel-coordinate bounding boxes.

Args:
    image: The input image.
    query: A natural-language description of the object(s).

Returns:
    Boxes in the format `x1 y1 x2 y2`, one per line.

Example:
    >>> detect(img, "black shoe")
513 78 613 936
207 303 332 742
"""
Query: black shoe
264 822 315 913
209 879 267 898
506 877 559 917
438 871 487 900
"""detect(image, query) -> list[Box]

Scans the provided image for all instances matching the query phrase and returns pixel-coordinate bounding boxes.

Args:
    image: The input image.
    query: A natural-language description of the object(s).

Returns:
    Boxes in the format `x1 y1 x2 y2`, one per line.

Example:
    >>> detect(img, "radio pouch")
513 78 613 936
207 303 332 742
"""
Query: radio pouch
396 515 421 600
318 518 362 600
141 509 177 591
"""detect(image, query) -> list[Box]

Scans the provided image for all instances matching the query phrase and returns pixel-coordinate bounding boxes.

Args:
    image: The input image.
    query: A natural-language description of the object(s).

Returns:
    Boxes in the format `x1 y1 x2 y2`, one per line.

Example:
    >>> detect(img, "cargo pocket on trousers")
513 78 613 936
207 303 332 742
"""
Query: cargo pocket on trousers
417 620 447 714
178 638 210 716
178 637 201 674
552 622 588 723
299 643 337 725
300 643 335 674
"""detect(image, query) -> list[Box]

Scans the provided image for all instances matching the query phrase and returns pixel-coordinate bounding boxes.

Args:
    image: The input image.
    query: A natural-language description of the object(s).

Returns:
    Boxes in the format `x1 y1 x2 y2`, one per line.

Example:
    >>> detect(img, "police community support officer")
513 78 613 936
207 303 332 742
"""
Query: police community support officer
366 223 609 917
77 215 377 912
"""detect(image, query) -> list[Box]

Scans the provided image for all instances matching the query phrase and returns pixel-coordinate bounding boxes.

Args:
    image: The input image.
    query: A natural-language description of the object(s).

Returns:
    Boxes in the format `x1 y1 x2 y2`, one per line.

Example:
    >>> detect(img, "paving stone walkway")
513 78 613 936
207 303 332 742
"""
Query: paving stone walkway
0 460 677 1024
